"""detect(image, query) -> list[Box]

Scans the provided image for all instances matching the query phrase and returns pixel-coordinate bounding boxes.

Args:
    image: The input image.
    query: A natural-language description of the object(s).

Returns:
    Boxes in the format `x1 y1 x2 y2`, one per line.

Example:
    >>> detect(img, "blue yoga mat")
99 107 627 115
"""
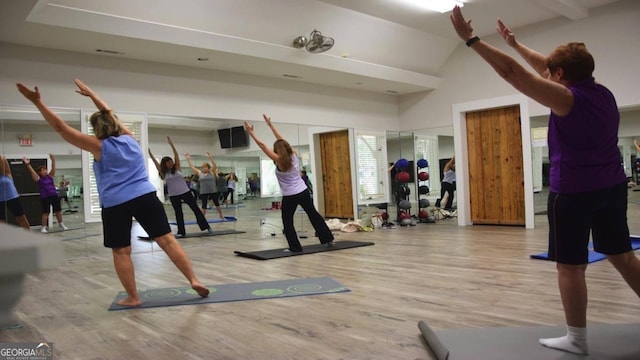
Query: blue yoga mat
531 235 640 263
169 216 236 225
108 276 349 311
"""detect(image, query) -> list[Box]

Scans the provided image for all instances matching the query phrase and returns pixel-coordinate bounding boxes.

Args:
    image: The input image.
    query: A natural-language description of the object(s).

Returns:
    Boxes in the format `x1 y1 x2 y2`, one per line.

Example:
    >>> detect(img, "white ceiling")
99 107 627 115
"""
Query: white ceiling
0 0 623 95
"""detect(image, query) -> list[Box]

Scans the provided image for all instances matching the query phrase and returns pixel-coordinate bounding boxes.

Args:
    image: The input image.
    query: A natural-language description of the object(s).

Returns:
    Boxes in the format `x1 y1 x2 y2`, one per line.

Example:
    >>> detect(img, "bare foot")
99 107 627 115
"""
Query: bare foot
220 217 227 222
117 297 142 307
191 282 210 298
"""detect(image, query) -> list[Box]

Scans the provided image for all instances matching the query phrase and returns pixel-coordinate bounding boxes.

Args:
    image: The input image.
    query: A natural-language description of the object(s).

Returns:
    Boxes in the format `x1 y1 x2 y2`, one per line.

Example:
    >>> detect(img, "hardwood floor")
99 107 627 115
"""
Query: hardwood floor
3 189 640 359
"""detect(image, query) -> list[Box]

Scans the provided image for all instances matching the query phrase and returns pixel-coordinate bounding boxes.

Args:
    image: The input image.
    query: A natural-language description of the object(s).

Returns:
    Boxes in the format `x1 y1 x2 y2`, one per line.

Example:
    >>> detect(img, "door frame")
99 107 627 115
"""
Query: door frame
452 95 535 229
308 126 356 219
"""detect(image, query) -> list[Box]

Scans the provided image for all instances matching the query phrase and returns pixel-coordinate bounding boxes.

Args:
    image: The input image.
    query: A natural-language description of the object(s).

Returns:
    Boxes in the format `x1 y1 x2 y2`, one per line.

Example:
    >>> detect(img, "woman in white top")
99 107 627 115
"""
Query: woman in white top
149 137 212 237
245 114 334 252
223 171 238 205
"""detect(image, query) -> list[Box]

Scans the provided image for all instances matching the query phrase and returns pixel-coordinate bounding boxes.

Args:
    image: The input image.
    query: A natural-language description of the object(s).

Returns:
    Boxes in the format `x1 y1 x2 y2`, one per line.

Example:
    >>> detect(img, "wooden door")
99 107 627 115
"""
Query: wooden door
319 130 353 219
466 105 525 226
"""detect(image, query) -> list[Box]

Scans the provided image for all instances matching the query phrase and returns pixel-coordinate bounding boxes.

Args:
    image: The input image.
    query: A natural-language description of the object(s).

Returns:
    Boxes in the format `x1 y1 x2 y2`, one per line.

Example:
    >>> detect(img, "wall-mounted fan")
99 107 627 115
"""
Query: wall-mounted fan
292 30 334 53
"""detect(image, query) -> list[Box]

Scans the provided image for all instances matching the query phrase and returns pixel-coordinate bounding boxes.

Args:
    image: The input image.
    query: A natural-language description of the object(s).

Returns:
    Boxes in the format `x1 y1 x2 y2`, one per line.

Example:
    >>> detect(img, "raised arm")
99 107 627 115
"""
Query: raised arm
48 153 57 178
0 156 11 177
167 136 181 171
634 139 640 153
16 83 102 157
185 153 201 175
74 79 133 136
450 7 573 116
497 19 548 77
444 157 455 172
148 148 163 178
22 157 40 182
244 121 279 161
263 114 285 141
206 152 219 174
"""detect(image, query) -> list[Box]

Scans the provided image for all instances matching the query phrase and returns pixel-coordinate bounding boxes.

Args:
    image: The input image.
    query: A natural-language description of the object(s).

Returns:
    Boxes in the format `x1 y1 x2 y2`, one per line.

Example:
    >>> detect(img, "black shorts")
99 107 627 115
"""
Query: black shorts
101 192 171 248
200 192 221 208
0 197 26 221
547 182 630 265
41 195 62 213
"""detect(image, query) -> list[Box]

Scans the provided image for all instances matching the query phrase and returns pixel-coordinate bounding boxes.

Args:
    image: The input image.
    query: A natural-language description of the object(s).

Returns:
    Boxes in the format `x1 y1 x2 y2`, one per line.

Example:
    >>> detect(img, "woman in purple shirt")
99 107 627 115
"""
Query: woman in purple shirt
23 153 68 233
17 80 209 307
245 114 334 252
451 7 640 355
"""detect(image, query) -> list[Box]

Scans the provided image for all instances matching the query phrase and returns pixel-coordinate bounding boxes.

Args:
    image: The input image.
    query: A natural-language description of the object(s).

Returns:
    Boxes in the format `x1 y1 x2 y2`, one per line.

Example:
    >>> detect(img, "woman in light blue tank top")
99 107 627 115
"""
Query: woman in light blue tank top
245 114 334 252
17 80 210 307
0 155 30 230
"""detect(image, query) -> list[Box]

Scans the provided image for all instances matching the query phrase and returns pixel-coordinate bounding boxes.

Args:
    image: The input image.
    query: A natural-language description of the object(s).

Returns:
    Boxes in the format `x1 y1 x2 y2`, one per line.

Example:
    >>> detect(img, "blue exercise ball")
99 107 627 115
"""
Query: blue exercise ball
417 158 429 168
395 158 409 169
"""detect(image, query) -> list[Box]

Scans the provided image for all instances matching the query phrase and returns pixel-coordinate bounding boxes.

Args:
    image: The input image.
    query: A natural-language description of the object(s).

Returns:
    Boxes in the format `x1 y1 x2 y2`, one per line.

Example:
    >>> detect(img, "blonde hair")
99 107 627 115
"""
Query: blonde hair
273 139 293 172
89 109 124 140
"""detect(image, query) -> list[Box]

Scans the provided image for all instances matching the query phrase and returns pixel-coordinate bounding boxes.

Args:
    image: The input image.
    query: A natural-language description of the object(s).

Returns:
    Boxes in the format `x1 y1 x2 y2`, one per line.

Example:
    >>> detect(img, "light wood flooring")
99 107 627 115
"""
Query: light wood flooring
2 189 640 359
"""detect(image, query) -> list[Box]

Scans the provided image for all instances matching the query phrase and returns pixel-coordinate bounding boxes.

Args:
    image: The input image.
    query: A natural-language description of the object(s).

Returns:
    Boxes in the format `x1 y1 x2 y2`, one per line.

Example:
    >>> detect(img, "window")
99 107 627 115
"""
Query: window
355 130 388 204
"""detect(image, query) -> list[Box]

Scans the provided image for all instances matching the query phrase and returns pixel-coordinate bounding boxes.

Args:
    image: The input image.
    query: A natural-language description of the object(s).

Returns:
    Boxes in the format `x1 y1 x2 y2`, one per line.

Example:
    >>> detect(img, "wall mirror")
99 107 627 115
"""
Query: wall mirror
1 104 89 258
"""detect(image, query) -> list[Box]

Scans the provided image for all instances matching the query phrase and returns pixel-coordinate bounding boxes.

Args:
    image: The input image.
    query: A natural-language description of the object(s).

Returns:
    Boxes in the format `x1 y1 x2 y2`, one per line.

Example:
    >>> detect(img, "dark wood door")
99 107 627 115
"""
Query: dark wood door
466 105 525 226
319 130 353 219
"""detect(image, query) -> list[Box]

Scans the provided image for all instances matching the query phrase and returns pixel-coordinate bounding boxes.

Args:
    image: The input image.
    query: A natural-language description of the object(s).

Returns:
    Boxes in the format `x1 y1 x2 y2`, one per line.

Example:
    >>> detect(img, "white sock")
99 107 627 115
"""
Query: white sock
539 326 588 355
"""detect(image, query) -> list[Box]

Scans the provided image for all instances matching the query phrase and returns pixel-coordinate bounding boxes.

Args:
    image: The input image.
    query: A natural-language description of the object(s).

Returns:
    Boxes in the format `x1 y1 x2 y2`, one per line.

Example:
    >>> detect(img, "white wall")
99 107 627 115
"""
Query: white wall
399 0 640 132
0 43 401 132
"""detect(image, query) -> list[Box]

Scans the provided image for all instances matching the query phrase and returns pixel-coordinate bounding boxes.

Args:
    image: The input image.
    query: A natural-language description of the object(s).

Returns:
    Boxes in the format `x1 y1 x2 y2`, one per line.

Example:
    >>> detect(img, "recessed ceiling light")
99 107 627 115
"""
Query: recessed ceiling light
197 57 209 61
401 0 463 13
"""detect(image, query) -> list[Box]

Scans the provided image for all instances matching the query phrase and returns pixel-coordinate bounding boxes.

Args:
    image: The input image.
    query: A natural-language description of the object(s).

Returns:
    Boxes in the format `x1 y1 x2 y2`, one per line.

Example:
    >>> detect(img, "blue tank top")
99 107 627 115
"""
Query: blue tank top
93 135 156 208
548 77 626 193
0 175 19 201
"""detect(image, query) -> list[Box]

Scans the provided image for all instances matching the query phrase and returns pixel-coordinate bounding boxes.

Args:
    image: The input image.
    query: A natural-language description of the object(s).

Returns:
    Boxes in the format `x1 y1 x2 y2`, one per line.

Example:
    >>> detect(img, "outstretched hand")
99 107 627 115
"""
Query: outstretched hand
497 19 516 47
450 5 474 42
244 121 254 132
262 114 272 126
22 156 30 165
74 79 95 97
16 83 40 103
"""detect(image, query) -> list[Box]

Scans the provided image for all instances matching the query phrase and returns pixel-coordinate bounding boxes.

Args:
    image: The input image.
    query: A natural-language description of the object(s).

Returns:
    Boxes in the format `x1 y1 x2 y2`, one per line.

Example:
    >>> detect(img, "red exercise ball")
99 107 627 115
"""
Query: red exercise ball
395 171 410 183
419 209 429 218
418 171 429 181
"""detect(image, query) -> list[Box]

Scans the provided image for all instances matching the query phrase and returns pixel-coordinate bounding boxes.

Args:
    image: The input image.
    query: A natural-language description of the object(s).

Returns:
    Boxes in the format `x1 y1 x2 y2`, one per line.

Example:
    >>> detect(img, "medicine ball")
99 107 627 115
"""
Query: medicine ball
395 171 410 183
400 211 412 220
418 171 429 181
381 212 389 220
419 199 430 208
395 158 409 169
398 200 412 210
417 159 429 168
419 209 429 218
418 185 430 194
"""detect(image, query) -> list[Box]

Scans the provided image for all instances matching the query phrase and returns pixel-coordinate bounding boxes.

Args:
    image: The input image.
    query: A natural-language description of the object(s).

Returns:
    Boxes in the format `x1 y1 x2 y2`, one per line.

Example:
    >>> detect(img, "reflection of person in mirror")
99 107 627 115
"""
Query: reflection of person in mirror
223 171 238 205
58 180 72 211
245 114 334 252
17 79 209 307
149 136 213 237
451 6 639 356
0 155 31 230
438 157 455 210
185 151 225 221
23 154 68 232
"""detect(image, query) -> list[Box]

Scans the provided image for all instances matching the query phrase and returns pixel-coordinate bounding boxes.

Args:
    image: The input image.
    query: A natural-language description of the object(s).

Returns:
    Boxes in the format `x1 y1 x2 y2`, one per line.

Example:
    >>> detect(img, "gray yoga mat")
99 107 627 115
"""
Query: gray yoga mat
108 276 349 311
418 321 640 360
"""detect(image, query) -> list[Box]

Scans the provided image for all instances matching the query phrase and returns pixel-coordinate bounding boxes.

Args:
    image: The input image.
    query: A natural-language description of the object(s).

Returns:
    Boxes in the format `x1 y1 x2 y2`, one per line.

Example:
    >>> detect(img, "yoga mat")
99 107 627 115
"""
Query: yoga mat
530 237 640 263
137 229 245 241
234 240 374 260
108 276 349 311
169 216 237 225
418 321 640 360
